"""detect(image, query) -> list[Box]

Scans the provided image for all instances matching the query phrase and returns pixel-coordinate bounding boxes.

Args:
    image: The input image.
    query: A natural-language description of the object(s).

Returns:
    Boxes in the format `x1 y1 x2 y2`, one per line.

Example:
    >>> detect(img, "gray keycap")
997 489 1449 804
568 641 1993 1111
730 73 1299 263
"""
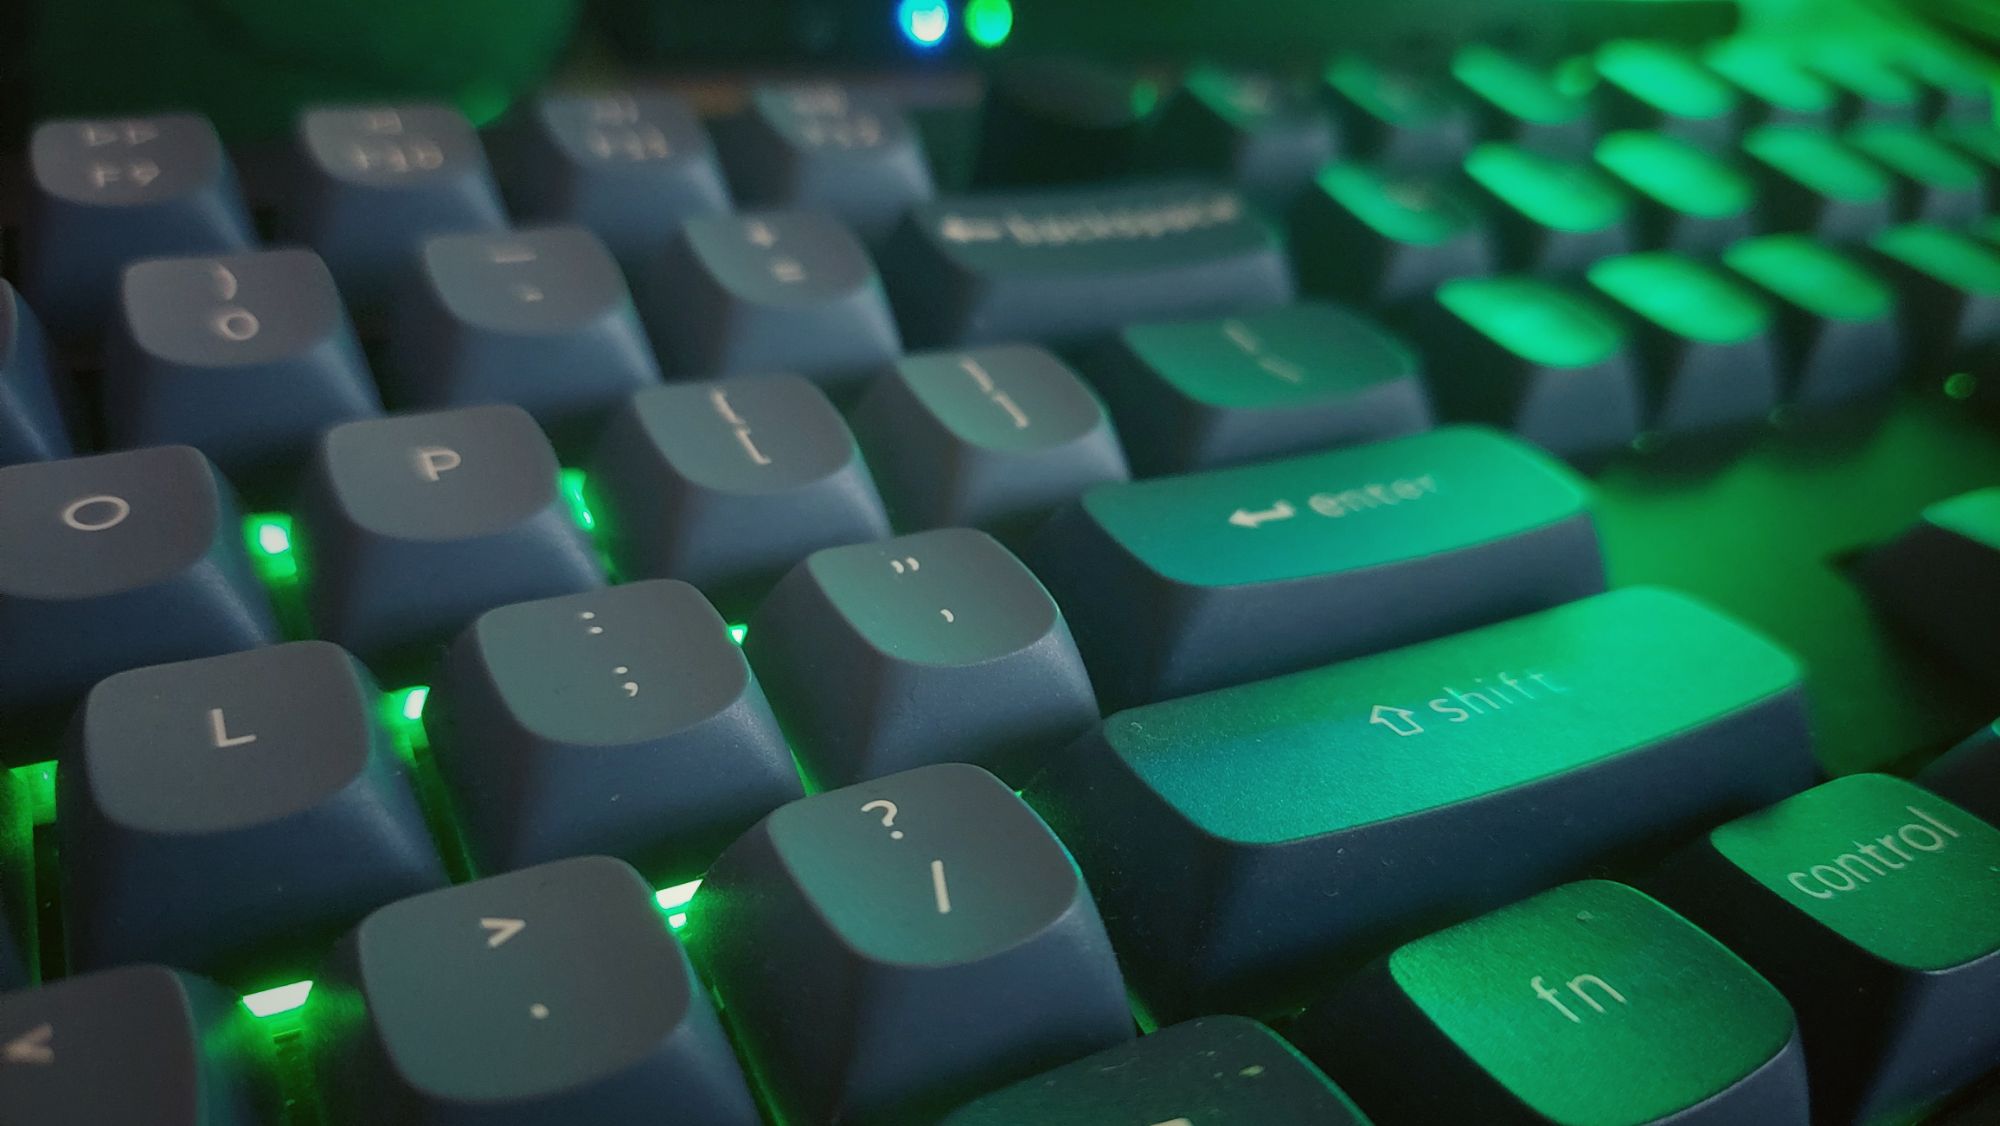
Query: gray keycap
431 579 802 882
745 527 1099 788
497 91 732 271
294 404 604 667
851 345 1129 540
20 114 256 341
0 280 71 467
587 374 891 617
0 446 278 740
0 768 31 990
639 210 903 394
280 103 508 312
1143 68 1338 209
104 249 381 490
61 641 446 982
717 84 936 244
384 225 660 447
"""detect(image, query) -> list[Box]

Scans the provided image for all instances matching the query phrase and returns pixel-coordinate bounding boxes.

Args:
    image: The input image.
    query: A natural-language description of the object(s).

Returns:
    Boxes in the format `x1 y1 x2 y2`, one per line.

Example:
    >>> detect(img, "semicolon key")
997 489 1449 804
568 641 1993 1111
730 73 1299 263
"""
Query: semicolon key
309 856 761 1125
716 83 936 245
689 763 1134 1126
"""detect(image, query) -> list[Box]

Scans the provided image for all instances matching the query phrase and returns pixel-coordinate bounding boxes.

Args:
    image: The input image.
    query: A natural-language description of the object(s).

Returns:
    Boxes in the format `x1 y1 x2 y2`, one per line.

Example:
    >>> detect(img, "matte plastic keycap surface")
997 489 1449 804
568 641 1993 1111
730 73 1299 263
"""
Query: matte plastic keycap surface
850 344 1129 539
1703 40 1837 129
1145 68 1337 207
689 763 1133 1126
0 446 278 739
1594 40 1740 149
1027 586 1814 1020
1847 124 1985 224
312 856 759 1126
20 114 256 340
974 57 1161 186
746 527 1099 789
0 768 31 990
883 180 1294 348
431 580 801 882
1806 45 1924 127
1593 130 1758 253
717 84 935 243
1653 775 2000 1123
0 280 71 467
1322 55 1475 168
294 404 604 666
1867 222 2000 382
104 249 381 487
1290 163 1495 307
1921 718 2000 827
1292 881 1808 1126
1085 301 1432 475
1720 234 1903 409
1451 44 1598 157
60 641 446 981
941 1016 1370 1126
1027 426 1605 709
1860 486 2000 687
1585 252 1782 437
586 374 891 616
0 965 270 1126
1464 143 1634 275
1742 125 1897 240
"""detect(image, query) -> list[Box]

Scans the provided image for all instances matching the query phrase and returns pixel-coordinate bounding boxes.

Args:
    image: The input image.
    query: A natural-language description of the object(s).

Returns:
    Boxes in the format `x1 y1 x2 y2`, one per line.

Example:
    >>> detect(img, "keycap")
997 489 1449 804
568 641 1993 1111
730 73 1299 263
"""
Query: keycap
1858 486 2000 688
688 762 1133 1125
974 57 1161 186
1451 44 1598 157
1322 55 1475 169
293 405 604 667
1805 44 1924 127
60 641 446 980
0 446 278 739
1025 585 1814 1019
1585 252 1782 437
639 210 902 394
1463 142 1634 275
1290 881 1808 1126
1938 121 2000 209
382 225 660 446
586 374 891 617
1593 40 1741 150
883 181 1293 349
716 83 935 244
1594 130 1758 253
1920 719 2000 828
0 965 270 1126
1083 301 1431 475
1027 426 1603 710
745 528 1098 789
1652 774 2000 1123
1866 222 2000 381
102 249 380 489
495 90 732 270
311 856 760 1125
1721 234 1903 411
941 1016 1370 1126
849 345 1129 539
1896 46 1995 125
18 114 256 340
1289 163 1494 308
1702 40 1839 129
279 103 508 311
0 767 31 990
1741 125 1896 240
431 580 801 881
1846 124 1985 224
1144 68 1337 207
0 280 71 467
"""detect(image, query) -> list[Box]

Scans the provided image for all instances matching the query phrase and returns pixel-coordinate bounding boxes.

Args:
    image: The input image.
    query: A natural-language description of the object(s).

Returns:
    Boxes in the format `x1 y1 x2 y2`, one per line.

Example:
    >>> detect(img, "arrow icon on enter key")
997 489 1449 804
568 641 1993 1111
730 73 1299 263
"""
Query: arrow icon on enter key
1228 500 1296 529
1369 705 1424 737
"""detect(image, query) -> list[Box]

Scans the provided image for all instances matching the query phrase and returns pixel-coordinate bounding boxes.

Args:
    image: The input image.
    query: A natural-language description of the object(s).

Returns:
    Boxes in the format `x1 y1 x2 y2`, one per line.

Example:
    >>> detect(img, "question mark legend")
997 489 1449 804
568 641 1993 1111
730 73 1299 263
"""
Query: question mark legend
860 799 904 840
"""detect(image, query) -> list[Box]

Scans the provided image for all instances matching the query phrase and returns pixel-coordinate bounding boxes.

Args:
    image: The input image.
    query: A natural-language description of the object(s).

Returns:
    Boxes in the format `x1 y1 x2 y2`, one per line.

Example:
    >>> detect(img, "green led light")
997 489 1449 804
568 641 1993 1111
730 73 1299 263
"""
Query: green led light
242 980 314 1017
402 686 429 721
559 469 595 532
243 514 299 584
965 0 1013 48
384 686 432 756
1946 372 1980 400
729 623 749 645
657 878 702 930
11 761 57 827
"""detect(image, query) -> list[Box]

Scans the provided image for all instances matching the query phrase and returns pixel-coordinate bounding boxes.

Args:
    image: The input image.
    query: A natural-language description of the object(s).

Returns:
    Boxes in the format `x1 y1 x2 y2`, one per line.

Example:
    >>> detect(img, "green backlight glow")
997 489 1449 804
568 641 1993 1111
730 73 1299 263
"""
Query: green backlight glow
560 468 595 532
1438 275 1624 369
656 878 702 930
1595 39 1735 120
1721 235 1893 324
12 761 57 827
1595 130 1753 220
1463 143 1626 234
242 980 315 1017
965 0 1013 48
244 514 299 585
384 686 432 756
1588 253 1770 346
1744 126 1892 202
729 623 749 645
1946 372 1979 400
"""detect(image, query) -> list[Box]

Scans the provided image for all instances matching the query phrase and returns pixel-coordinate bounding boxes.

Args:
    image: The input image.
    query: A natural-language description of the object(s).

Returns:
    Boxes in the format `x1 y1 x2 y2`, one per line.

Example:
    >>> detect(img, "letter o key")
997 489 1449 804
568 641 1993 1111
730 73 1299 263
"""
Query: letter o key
62 494 132 532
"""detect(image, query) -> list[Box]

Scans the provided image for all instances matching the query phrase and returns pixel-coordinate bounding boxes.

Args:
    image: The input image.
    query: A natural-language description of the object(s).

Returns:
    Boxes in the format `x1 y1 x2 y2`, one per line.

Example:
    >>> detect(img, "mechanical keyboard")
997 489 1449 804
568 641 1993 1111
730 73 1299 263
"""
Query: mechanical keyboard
8 1 2000 1124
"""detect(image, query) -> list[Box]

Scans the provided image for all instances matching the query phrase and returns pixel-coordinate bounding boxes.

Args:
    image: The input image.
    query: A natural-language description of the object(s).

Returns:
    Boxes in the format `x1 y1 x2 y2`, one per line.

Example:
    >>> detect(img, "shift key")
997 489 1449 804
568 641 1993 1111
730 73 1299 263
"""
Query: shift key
1026 425 1603 709
1026 586 1816 1021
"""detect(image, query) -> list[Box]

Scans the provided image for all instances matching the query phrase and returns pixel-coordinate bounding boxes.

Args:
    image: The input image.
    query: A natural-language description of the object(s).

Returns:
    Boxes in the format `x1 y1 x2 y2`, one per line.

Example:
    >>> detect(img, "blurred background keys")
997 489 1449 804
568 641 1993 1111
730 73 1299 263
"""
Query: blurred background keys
280 104 508 314
60 641 446 981
1846 125 1985 225
689 763 1133 1126
975 58 1160 186
1321 56 1473 169
497 91 731 271
850 345 1129 540
1144 68 1337 209
312 856 760 1126
1805 45 1924 127
293 404 604 668
0 965 270 1126
103 249 381 492
1584 252 1781 438
745 528 1098 789
1867 222 2000 381
1594 130 1758 253
0 769 31 990
641 210 902 394
1084 301 1431 475
431 580 801 882
20 114 256 342
1920 719 2000 827
0 280 71 467
0 446 277 739
1860 486 2000 689
1463 142 1634 275
1593 39 1740 150
942 1017 1369 1126
1721 235 1902 411
1290 163 1494 308
587 375 890 617
1742 125 1896 240
717 84 935 245
1450 44 1598 158
1703 40 1839 130
384 225 660 449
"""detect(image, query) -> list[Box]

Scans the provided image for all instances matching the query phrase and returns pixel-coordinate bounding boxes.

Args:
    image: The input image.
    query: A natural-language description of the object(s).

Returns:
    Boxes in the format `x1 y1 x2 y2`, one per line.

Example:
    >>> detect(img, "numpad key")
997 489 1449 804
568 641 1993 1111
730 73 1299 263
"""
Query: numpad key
10 3 2000 1124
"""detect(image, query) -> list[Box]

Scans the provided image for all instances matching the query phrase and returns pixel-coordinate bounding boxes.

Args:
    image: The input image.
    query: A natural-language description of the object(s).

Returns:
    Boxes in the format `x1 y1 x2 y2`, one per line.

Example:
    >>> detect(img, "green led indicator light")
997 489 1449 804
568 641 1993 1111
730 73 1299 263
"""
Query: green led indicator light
383 686 431 757
242 980 314 1018
966 0 1013 48
729 623 749 645
11 761 57 827
559 468 595 532
244 514 299 585
656 878 702 930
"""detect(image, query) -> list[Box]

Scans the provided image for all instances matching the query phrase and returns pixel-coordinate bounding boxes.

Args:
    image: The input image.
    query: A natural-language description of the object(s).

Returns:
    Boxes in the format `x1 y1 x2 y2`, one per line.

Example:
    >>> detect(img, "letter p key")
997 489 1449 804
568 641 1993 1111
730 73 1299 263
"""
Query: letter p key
415 446 461 482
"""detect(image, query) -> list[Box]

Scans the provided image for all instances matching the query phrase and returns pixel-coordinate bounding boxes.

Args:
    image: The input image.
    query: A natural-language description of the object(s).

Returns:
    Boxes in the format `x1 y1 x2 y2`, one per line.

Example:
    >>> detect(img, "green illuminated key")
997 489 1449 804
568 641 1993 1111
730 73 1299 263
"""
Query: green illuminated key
1654 775 2000 1122
1703 40 1838 129
1290 163 1494 307
1742 125 1895 240
1594 40 1740 150
1027 586 1813 1019
1804 45 1924 127
1464 143 1633 275
1867 222 2000 381
1291 881 1808 1126
1859 486 2000 688
1896 47 1995 124
1323 56 1473 169
1585 252 1781 438
1846 124 1984 224
1451 44 1597 157
1594 130 1756 253
1721 234 1902 409
1939 122 2000 210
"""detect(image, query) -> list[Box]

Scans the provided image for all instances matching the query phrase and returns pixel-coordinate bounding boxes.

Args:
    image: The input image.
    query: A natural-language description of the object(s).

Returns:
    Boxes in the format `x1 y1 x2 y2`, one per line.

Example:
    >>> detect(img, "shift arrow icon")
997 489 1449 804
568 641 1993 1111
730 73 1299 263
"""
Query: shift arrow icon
1369 705 1424 737
1228 500 1296 529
